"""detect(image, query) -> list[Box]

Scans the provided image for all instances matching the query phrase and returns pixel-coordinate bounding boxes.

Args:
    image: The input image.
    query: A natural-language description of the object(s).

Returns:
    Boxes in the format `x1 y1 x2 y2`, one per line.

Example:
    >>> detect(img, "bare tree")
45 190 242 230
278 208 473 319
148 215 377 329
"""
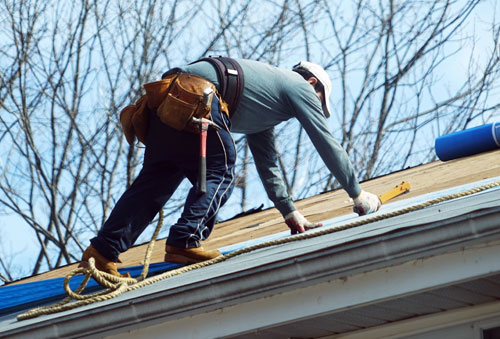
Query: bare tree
269 0 500 196
0 0 499 282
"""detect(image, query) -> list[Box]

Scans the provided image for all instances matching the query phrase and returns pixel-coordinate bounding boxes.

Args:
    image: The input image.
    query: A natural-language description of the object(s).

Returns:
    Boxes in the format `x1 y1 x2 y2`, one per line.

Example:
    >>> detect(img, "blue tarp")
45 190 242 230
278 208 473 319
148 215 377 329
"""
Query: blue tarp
0 262 182 316
0 244 267 316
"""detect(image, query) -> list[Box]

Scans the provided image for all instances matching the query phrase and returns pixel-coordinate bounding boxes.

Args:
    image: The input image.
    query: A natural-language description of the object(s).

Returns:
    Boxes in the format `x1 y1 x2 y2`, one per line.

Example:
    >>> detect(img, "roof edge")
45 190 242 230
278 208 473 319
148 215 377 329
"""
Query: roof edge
6 191 500 338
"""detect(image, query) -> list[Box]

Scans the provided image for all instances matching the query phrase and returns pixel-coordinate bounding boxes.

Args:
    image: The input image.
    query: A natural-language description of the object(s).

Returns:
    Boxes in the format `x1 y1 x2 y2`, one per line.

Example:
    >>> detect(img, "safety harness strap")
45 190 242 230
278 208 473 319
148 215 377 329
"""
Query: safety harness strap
193 56 245 117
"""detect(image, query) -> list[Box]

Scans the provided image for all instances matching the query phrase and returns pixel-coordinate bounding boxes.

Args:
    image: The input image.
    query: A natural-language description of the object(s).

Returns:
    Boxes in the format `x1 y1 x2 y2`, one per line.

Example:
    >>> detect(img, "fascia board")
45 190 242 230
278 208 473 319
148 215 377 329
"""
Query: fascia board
105 242 500 339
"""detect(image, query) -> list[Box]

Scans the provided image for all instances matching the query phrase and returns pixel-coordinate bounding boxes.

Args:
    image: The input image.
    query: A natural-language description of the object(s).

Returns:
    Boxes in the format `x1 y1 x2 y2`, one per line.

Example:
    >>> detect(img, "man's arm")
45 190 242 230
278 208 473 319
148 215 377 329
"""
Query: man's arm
286 83 380 214
289 88 362 198
247 129 323 233
246 128 296 216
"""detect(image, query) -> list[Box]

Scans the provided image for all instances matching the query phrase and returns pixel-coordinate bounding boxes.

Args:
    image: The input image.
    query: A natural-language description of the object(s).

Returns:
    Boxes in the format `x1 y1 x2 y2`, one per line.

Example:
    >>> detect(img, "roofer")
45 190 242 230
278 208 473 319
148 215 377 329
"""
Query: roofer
80 57 381 277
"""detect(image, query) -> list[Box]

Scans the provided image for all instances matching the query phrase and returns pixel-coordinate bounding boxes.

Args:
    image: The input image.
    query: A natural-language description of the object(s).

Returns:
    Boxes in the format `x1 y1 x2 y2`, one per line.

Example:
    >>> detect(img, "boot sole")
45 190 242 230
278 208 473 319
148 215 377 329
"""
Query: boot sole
164 253 202 264
164 253 220 265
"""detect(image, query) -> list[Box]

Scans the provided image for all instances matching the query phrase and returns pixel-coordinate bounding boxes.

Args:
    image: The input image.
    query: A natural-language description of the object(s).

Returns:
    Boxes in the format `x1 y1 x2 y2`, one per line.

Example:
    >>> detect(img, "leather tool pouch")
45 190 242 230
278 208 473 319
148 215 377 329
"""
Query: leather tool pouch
120 76 176 145
156 73 216 133
144 75 177 109
120 95 149 145
119 73 218 145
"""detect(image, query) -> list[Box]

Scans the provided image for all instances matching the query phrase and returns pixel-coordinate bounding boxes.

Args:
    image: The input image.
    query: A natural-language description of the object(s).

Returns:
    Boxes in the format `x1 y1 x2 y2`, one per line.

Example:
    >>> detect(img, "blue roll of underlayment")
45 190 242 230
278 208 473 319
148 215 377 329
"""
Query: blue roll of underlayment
435 122 500 161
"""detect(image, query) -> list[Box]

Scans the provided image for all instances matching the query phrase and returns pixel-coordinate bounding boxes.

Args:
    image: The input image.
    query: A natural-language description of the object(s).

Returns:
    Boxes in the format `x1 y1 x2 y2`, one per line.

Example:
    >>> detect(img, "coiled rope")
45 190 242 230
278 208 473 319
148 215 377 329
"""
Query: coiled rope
17 179 500 321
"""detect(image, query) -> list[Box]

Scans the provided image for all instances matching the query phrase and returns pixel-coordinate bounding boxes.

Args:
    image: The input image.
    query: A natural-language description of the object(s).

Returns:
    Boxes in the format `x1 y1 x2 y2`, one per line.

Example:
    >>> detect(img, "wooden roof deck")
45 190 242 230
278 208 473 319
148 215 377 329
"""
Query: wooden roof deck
11 150 500 284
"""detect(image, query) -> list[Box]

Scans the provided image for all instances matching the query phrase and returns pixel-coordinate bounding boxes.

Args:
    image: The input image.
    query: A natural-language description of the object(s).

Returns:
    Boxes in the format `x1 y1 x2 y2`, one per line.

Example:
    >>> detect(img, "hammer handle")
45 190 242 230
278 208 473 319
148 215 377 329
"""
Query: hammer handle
198 123 208 194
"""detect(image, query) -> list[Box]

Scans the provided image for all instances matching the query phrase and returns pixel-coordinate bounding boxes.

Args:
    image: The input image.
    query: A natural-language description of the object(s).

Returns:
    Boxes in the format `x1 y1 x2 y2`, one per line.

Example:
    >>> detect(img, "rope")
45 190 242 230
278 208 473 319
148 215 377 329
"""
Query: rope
17 179 500 321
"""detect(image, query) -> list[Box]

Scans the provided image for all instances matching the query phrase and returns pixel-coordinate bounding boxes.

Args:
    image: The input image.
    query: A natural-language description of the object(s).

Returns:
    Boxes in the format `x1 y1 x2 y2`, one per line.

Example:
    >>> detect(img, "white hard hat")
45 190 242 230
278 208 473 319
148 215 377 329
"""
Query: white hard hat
293 61 332 118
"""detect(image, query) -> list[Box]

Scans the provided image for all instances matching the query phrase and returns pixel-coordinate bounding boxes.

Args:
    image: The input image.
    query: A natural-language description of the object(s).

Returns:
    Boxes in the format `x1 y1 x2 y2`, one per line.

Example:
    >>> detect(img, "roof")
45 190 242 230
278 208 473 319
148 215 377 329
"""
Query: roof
1 150 499 338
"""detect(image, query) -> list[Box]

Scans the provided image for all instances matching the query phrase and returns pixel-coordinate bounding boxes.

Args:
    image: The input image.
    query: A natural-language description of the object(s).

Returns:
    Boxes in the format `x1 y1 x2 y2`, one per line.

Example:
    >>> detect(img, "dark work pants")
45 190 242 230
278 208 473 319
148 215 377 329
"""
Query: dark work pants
91 96 236 261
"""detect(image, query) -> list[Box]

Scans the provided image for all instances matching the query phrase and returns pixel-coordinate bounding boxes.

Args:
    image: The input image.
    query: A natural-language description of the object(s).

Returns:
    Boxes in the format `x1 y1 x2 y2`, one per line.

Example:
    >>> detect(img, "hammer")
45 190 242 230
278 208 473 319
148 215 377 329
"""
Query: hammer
192 89 221 194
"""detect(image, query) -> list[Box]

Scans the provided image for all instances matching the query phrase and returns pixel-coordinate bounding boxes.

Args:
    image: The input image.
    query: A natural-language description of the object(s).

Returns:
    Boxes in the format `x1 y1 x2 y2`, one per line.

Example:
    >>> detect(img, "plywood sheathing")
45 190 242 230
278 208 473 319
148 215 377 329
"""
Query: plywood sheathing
12 150 500 284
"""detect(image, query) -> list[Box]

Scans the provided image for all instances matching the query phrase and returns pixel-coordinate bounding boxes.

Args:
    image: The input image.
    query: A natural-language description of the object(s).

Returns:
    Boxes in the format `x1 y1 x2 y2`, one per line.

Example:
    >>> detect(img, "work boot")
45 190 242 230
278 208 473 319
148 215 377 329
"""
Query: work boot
79 245 130 278
164 244 221 264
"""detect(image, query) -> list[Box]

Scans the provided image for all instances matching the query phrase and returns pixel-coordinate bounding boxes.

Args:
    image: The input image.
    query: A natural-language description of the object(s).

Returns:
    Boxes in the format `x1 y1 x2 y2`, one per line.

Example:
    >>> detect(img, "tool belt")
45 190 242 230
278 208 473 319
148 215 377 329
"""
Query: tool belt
120 73 225 145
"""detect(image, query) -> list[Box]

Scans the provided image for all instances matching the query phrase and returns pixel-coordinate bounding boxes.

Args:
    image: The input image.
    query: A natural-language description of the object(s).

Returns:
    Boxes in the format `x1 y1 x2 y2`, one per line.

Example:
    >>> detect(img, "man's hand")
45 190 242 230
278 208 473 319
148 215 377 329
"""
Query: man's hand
284 210 323 235
353 190 381 215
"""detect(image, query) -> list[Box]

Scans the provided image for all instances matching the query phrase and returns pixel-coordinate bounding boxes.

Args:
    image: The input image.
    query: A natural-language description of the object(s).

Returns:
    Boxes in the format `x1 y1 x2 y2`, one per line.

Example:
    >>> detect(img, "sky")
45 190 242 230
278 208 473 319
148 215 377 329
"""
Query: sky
1 0 499 283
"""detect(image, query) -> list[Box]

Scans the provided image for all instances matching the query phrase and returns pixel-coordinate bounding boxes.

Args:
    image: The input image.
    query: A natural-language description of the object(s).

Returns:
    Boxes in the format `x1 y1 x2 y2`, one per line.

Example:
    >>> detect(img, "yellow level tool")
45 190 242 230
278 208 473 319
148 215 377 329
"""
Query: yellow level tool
379 181 411 204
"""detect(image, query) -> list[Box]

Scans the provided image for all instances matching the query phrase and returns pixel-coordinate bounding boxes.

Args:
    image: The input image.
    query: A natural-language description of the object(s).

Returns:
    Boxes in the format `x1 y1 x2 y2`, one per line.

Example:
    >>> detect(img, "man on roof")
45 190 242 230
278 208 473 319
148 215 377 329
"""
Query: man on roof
80 57 381 277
